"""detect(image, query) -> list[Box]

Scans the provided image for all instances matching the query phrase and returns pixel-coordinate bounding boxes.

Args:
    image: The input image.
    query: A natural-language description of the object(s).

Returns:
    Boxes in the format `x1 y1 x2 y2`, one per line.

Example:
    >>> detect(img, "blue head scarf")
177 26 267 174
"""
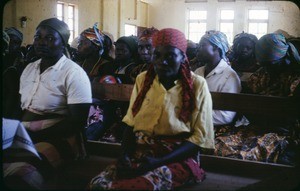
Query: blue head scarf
202 30 229 61
255 33 300 64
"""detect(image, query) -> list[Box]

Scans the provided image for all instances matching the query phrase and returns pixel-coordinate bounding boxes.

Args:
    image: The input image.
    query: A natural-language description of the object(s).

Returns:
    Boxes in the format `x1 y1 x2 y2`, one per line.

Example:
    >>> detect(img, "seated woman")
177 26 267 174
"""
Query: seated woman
114 36 139 84
88 28 215 190
194 30 241 126
228 32 260 93
19 18 92 178
130 27 159 82
247 33 300 97
77 23 115 82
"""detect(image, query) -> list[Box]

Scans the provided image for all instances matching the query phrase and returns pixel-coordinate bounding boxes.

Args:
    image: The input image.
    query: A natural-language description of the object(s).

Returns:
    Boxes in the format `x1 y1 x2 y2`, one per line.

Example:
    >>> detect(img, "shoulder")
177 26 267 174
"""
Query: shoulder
191 72 207 89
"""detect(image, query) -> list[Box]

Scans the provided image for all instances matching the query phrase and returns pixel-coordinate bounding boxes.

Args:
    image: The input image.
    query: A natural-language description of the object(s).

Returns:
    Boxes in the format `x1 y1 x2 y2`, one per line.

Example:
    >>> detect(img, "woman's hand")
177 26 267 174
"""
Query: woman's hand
116 154 135 179
134 156 162 176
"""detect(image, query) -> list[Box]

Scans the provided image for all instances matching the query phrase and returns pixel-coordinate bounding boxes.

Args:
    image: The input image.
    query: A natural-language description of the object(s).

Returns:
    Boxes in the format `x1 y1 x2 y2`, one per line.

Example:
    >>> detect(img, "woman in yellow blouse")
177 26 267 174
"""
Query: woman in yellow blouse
88 28 214 190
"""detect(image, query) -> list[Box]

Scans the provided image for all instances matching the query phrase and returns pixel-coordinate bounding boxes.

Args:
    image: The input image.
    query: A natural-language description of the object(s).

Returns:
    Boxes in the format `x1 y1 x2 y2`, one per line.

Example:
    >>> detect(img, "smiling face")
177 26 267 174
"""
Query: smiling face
153 45 185 80
33 26 64 59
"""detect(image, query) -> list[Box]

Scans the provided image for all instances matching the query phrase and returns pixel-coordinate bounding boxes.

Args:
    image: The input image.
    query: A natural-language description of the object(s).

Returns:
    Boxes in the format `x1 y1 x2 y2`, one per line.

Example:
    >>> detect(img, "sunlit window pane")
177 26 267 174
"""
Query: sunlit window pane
249 10 268 20
187 10 207 43
125 24 137 36
189 10 207 20
221 10 234 20
68 6 74 18
220 23 233 45
57 3 63 17
248 23 267 39
189 22 206 43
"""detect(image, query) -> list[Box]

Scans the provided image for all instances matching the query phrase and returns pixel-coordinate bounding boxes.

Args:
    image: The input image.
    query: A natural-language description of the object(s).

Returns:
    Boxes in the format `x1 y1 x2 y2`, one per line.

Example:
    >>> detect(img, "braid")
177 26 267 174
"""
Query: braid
179 61 195 123
132 64 156 116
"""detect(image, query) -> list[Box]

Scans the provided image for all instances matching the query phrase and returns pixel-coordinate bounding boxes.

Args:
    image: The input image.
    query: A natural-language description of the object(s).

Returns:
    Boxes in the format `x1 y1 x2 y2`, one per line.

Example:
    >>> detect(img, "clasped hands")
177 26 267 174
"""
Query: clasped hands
116 154 162 179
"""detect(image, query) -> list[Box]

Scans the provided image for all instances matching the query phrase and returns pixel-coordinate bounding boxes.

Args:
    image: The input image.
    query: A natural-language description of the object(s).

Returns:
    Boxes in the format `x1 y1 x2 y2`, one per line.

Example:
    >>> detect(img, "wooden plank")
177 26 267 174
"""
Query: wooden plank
92 83 133 101
211 92 299 118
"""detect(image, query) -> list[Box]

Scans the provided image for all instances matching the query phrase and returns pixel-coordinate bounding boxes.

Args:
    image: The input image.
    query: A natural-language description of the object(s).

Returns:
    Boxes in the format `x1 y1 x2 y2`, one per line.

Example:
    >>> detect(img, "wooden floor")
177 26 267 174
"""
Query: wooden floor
45 155 299 191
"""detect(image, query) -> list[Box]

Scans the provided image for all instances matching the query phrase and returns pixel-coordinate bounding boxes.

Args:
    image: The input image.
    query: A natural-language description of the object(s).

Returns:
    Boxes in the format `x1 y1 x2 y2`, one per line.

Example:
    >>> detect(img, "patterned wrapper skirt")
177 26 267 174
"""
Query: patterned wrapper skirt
88 131 205 190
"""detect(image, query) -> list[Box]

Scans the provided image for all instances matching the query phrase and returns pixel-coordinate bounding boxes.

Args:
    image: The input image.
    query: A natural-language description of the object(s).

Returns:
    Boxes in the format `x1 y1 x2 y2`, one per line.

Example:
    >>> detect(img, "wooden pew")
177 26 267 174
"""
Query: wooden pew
86 82 300 190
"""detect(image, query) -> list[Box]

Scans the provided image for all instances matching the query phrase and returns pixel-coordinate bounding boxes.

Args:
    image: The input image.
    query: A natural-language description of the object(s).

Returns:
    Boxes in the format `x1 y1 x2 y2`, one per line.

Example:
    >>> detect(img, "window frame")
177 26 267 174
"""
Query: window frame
186 9 207 43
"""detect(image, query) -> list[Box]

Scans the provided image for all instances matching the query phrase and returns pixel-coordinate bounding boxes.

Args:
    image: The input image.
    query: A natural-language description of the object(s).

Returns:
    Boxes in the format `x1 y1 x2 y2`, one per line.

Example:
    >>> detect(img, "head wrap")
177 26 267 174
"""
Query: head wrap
37 18 70 45
81 23 105 48
2 31 10 54
138 27 159 40
5 27 23 42
201 30 229 60
233 32 258 48
255 33 300 63
132 28 194 123
115 36 138 54
153 28 187 54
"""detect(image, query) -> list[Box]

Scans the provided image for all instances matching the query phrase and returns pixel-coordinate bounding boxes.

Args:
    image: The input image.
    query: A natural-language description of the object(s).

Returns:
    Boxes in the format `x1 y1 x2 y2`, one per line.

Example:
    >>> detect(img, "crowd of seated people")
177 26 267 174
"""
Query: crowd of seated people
2 15 300 190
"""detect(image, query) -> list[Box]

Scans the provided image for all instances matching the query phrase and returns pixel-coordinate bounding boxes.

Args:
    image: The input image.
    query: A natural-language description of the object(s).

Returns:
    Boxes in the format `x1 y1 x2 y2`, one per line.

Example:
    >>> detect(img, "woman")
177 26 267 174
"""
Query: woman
19 18 92 175
228 32 260 93
247 33 300 97
88 28 215 190
194 30 241 125
229 32 259 73
130 27 159 82
77 24 115 82
114 35 139 84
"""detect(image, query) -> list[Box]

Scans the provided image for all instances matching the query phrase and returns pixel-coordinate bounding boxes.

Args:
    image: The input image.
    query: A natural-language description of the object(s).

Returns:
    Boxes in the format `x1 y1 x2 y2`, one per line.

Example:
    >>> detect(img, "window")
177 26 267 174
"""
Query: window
248 10 268 39
57 1 77 43
125 24 137 36
219 10 234 45
187 10 207 43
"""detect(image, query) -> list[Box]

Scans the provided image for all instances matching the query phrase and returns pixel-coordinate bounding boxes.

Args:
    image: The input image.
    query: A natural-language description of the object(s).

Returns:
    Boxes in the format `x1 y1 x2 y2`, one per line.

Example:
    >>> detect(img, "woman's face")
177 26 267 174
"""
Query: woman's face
196 38 216 63
115 42 132 62
138 38 154 64
77 35 98 58
236 38 255 60
153 45 184 79
33 26 64 59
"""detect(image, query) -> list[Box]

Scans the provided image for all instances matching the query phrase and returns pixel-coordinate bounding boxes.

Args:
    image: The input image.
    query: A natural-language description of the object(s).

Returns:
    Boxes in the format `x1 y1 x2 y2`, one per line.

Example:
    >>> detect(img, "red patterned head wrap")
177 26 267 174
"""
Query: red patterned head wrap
138 27 159 41
153 28 187 55
132 28 195 123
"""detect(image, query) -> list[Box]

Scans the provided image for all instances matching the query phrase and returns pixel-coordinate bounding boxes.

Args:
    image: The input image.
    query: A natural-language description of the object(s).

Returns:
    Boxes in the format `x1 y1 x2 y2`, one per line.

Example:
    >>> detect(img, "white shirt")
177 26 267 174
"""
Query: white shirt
20 55 92 115
195 59 241 125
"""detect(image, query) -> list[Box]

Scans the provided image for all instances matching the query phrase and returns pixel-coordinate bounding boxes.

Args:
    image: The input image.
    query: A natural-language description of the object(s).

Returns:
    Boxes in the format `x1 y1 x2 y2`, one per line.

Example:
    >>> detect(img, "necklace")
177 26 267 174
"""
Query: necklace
82 57 102 76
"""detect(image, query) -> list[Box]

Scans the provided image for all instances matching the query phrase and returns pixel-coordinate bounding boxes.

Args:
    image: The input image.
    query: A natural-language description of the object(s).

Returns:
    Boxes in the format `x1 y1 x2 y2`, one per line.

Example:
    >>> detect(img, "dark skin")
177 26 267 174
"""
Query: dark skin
138 38 154 64
115 42 132 67
117 45 199 178
77 35 103 74
22 25 90 142
197 38 221 77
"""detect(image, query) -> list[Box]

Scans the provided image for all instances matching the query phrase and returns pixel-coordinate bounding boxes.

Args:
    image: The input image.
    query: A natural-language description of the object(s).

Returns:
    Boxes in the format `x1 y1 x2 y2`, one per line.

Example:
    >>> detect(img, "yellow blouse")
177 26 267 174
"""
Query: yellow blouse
122 71 215 149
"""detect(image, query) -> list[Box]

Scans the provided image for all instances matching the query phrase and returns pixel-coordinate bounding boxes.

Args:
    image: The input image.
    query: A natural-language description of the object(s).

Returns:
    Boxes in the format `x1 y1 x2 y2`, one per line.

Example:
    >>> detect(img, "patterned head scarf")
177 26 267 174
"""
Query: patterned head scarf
81 23 105 48
138 27 159 41
255 33 300 63
153 28 188 55
5 27 23 42
201 30 229 60
2 31 10 55
37 18 70 46
132 28 194 123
